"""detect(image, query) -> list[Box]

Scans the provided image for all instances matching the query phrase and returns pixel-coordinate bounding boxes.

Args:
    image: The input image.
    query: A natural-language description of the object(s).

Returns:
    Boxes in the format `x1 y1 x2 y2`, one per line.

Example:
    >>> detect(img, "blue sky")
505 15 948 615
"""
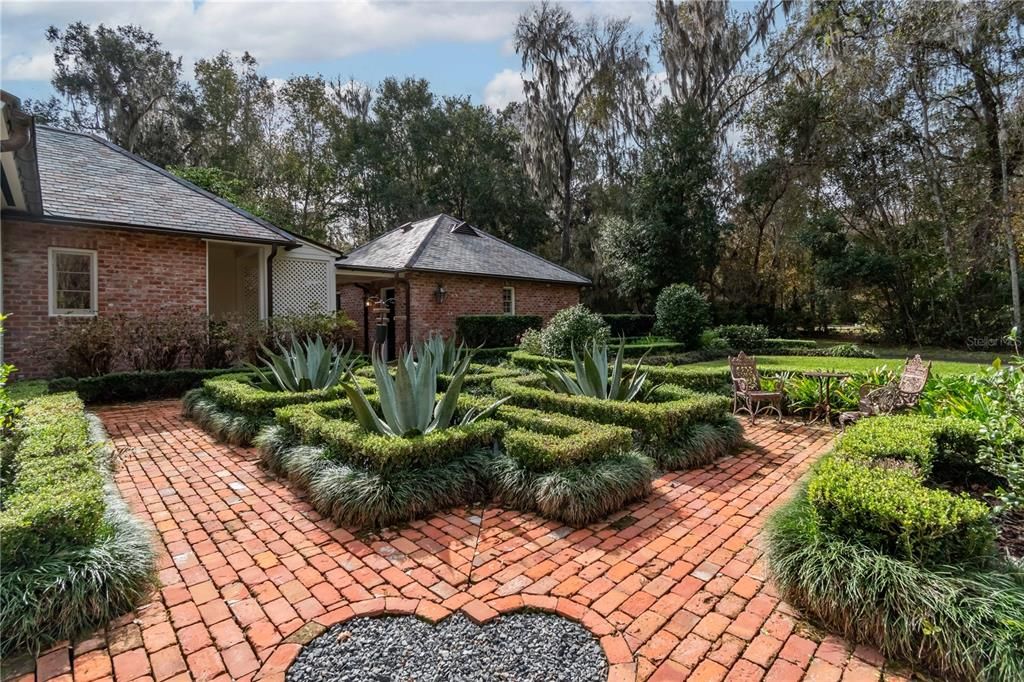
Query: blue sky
1 1 657 109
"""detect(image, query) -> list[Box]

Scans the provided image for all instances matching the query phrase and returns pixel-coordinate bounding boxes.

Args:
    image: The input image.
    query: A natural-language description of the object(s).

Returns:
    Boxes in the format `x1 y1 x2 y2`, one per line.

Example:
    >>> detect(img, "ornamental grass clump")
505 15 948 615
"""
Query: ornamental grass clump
541 338 656 402
247 334 356 392
343 345 508 437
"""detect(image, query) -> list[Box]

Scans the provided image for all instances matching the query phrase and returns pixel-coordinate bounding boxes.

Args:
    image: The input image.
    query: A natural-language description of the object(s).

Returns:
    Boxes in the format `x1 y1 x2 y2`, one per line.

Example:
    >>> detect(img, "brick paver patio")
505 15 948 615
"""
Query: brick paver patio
2 400 909 682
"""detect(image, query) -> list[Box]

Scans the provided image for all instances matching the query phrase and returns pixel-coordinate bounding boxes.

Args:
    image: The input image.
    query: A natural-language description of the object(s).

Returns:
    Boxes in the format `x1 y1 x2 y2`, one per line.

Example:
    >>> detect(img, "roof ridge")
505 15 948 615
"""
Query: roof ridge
405 214 448 269
37 125 296 245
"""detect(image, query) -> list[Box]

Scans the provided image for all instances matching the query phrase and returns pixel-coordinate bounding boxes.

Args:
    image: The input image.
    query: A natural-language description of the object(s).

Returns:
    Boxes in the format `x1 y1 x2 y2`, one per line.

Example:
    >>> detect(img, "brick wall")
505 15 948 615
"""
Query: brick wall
338 272 581 352
2 219 207 378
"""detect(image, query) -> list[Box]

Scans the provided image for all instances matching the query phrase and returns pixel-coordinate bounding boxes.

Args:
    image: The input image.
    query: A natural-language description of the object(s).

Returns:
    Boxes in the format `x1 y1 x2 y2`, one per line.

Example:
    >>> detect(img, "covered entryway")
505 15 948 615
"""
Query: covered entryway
207 242 265 321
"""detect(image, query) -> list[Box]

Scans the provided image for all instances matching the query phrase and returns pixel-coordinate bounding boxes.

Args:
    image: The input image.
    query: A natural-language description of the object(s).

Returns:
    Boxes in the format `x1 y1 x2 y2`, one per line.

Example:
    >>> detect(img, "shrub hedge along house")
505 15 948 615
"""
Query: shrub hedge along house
0 91 341 378
336 214 588 355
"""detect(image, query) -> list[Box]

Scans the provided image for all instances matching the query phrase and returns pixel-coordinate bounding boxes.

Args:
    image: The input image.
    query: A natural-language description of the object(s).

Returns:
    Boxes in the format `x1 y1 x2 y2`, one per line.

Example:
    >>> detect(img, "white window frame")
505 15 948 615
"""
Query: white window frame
48 247 98 316
502 286 516 315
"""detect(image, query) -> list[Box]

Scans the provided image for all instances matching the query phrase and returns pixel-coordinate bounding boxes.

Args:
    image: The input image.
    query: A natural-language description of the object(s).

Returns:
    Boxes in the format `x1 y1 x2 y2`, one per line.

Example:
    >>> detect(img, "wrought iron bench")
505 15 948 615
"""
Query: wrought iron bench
839 355 932 428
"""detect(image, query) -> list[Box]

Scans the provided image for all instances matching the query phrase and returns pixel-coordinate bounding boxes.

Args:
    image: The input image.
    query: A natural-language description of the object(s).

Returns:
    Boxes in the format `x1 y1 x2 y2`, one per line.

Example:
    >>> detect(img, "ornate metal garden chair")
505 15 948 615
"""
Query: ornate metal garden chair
729 352 784 423
838 355 932 428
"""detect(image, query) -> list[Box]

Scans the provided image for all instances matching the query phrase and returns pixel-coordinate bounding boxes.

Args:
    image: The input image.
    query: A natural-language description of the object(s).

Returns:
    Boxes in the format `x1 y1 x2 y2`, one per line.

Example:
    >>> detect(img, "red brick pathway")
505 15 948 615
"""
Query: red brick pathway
2 400 910 682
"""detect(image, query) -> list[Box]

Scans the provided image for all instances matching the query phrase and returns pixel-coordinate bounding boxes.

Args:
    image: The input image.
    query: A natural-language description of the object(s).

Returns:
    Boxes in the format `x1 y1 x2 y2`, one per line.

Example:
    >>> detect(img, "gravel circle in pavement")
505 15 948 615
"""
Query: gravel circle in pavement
286 611 608 682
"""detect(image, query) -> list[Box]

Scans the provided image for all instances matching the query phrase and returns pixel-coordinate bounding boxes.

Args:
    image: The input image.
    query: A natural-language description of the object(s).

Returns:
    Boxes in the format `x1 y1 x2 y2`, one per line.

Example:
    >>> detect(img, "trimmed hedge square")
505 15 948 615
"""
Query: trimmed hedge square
491 374 741 469
807 455 994 564
273 399 503 470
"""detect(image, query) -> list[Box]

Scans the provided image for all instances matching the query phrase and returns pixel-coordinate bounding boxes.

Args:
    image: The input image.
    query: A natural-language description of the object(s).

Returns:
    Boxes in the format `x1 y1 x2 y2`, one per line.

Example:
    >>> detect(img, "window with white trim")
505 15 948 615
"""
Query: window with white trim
502 286 515 315
49 247 97 316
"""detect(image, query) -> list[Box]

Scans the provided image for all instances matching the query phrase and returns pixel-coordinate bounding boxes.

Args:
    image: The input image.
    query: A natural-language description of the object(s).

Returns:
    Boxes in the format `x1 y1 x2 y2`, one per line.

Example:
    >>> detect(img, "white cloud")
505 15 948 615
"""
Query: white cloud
1 52 53 81
484 68 523 110
0 0 526 77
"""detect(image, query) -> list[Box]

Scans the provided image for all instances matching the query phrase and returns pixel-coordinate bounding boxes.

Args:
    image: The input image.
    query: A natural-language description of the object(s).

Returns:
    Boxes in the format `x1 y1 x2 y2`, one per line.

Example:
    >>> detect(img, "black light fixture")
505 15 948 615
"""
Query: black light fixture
434 282 447 304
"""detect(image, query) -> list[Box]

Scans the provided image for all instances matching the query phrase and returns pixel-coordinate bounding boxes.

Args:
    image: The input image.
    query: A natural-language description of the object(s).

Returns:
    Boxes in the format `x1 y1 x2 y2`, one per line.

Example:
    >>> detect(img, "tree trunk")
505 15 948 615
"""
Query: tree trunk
1000 124 1022 333
560 148 574 263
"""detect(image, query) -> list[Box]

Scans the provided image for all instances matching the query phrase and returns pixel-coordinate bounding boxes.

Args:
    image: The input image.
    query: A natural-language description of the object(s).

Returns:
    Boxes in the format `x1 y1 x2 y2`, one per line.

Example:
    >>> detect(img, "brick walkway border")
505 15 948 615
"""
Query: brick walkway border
2 400 910 682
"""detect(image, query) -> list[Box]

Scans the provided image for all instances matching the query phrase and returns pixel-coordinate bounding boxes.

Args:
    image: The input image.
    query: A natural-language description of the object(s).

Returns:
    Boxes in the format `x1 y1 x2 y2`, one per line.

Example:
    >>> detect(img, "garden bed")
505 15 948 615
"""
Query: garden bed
766 414 1024 681
0 393 155 656
491 373 742 469
256 396 652 528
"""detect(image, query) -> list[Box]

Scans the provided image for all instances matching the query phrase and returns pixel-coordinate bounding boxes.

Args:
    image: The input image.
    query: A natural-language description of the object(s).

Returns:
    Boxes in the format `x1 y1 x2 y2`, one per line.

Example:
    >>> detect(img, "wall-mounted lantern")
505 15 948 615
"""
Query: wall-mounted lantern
434 283 447 304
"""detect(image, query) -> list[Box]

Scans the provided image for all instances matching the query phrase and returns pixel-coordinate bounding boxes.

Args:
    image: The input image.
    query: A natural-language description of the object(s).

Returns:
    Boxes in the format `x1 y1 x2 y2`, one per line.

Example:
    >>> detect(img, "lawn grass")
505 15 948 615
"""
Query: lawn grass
684 354 990 375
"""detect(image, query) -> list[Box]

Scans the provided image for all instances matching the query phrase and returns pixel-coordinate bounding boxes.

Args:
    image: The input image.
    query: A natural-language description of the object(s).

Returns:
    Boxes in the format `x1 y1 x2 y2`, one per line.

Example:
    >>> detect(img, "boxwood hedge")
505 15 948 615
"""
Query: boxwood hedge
0 396 155 656
766 414 1021 681
456 315 542 347
491 374 742 469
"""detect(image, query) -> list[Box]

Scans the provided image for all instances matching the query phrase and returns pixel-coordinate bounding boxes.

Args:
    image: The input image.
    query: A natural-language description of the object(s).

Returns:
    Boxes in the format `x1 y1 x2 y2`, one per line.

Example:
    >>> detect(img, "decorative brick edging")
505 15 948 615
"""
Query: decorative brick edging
251 595 635 682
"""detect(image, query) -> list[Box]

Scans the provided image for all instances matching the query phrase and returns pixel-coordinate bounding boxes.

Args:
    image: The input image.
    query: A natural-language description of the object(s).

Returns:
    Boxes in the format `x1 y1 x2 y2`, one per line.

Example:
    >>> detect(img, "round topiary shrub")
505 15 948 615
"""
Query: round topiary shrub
540 305 610 358
654 284 710 348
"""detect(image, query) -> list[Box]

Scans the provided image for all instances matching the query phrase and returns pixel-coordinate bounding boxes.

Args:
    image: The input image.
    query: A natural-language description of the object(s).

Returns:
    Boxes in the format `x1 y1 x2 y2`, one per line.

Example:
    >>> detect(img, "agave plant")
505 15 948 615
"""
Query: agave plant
343 345 508 437
247 334 356 392
541 338 655 402
418 333 472 375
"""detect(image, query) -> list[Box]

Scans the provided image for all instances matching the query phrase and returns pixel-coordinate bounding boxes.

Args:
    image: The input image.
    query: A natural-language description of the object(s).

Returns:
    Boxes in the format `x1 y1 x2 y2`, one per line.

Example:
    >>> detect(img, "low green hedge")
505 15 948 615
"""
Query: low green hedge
272 399 502 470
456 315 542 347
766 413 1020 680
768 483 1023 682
0 393 106 567
48 368 239 404
808 456 994 564
491 375 741 469
182 373 376 445
509 351 731 391
0 398 155 656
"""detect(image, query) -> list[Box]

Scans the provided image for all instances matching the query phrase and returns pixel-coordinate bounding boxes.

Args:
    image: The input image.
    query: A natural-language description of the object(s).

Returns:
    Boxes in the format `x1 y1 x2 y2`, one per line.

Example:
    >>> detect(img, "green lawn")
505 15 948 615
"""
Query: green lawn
686 354 992 375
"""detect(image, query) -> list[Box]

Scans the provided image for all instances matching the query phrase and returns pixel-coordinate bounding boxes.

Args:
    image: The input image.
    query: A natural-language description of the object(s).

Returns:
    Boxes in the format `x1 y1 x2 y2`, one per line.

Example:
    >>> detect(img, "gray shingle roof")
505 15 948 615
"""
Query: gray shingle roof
340 214 590 285
35 126 294 244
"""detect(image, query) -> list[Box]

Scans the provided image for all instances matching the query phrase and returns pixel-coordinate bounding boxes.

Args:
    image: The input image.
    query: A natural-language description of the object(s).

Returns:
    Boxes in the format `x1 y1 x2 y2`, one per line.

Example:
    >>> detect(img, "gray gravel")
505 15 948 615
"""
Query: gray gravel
286 612 608 682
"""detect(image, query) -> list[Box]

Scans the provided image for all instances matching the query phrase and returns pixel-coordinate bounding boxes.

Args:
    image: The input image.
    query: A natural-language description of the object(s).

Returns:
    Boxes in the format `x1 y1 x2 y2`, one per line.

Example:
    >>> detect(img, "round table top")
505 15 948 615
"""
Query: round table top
802 371 852 379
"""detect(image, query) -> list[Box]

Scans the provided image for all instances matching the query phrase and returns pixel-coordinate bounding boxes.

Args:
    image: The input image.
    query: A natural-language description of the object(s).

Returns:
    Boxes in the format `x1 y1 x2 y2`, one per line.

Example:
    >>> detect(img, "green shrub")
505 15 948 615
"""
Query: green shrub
457 315 543 348
0 394 106 567
713 324 769 350
767 485 1024 682
539 305 610 358
654 284 710 348
601 314 655 338
48 367 239 404
517 328 543 355
807 456 994 564
760 338 817 350
820 343 877 358
267 310 357 350
0 414 154 656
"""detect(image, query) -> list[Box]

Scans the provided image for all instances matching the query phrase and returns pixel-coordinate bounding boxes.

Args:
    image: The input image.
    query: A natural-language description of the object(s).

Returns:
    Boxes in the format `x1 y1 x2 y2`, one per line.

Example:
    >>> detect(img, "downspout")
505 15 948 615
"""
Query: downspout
266 245 278 318
404 276 411 351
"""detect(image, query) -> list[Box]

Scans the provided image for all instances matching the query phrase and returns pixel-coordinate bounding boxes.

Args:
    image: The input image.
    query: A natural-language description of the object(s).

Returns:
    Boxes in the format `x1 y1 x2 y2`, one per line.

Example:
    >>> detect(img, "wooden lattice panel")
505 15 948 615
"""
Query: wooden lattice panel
272 257 333 314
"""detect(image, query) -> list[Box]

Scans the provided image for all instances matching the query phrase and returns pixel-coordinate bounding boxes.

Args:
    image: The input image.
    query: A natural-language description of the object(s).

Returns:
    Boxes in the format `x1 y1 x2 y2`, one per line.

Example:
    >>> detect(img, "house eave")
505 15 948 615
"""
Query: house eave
1 211 296 247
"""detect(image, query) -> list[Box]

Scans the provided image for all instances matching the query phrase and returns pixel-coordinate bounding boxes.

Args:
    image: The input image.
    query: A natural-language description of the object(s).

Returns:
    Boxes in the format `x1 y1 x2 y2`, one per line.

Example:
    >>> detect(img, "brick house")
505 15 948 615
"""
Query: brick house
1 93 340 378
336 214 588 355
